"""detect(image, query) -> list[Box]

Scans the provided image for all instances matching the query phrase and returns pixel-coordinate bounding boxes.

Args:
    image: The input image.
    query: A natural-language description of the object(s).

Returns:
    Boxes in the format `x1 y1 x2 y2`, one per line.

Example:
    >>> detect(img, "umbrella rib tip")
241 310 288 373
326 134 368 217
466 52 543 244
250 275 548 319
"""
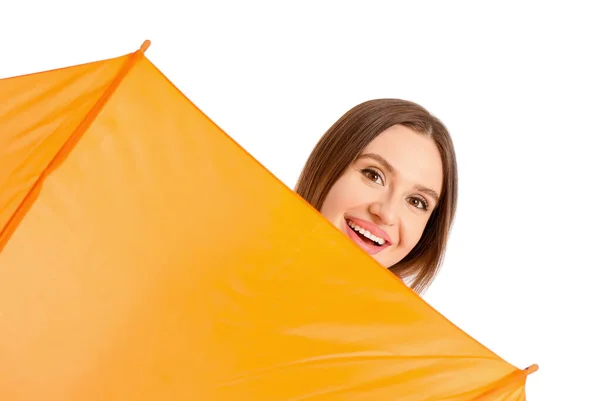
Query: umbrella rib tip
524 364 539 376
139 40 151 53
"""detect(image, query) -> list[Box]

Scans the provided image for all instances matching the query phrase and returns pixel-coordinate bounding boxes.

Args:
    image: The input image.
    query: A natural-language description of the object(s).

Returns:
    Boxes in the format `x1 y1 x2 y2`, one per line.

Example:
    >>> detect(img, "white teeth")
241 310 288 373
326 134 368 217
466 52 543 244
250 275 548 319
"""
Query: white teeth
347 221 386 245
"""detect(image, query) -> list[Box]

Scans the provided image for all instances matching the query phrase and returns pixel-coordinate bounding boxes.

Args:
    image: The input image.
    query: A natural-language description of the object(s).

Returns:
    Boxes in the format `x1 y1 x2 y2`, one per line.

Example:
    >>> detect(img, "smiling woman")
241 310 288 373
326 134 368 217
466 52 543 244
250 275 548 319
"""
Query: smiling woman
295 99 458 294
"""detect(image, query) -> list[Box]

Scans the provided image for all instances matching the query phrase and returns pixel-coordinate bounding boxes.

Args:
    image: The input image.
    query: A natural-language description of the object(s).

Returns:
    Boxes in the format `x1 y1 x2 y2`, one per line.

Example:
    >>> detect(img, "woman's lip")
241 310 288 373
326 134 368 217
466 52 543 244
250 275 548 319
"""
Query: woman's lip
344 216 392 244
344 222 390 255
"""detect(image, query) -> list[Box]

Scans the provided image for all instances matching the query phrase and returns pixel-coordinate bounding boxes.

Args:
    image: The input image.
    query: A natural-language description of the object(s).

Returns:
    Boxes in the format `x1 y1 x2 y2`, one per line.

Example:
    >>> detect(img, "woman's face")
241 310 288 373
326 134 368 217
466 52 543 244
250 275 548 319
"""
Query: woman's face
319 124 444 268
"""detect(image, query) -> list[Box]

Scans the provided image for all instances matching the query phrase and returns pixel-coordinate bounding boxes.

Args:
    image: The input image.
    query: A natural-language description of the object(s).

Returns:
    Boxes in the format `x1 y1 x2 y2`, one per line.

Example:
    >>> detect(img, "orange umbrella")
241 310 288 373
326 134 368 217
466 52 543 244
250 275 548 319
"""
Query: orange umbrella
0 41 537 401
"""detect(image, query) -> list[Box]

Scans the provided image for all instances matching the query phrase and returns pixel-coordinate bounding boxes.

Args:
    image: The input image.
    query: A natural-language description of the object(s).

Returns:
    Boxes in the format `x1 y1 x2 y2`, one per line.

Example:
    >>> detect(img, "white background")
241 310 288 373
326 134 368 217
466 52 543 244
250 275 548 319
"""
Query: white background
2 1 598 399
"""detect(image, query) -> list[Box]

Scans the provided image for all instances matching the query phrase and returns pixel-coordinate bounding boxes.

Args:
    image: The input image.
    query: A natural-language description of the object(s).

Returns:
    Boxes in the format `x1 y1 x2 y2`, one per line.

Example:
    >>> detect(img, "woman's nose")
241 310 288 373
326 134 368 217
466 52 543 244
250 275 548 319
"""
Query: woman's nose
368 198 400 227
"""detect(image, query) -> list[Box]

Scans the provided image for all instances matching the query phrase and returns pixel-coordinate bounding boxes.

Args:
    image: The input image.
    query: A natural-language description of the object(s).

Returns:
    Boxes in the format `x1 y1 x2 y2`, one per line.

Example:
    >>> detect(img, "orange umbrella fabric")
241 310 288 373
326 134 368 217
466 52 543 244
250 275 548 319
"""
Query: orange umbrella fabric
0 41 537 401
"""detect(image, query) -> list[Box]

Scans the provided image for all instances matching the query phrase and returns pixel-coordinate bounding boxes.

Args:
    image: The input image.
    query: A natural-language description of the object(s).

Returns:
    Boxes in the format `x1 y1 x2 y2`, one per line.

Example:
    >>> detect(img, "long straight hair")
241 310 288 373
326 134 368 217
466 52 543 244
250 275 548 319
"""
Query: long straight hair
295 99 458 294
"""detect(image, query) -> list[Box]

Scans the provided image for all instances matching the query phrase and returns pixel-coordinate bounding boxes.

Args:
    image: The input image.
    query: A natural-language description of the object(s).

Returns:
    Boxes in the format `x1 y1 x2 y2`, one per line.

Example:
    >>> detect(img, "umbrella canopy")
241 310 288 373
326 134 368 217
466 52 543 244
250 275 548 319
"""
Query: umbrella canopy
0 41 537 401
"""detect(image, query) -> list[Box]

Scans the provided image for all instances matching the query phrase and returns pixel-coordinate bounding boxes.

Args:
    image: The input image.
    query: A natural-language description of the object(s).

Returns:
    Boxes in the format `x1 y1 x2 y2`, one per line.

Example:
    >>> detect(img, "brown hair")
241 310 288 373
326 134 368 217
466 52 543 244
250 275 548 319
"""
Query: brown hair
295 98 458 294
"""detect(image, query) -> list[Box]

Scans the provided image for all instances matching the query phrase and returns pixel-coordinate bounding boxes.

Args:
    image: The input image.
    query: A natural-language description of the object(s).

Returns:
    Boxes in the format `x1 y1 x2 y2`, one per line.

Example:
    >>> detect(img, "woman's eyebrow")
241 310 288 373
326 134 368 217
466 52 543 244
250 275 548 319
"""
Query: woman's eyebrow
413 185 440 204
356 153 396 174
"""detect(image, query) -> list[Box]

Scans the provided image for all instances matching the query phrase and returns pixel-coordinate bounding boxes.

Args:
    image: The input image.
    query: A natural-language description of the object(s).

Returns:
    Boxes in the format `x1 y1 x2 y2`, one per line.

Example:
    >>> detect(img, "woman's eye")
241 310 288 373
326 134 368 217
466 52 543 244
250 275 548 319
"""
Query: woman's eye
362 169 383 185
409 197 429 211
